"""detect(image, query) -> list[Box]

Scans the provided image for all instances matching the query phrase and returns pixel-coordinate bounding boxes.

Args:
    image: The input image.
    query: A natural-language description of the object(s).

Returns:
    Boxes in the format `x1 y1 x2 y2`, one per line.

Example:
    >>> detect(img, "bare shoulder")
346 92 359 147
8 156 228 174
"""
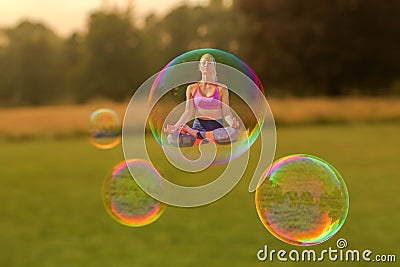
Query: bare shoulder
186 83 198 97
217 82 228 89
217 83 229 95
187 83 198 91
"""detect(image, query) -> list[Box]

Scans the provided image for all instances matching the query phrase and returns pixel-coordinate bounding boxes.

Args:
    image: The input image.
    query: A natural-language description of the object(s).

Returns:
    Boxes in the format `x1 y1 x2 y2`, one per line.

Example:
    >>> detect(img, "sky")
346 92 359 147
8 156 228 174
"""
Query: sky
0 0 208 36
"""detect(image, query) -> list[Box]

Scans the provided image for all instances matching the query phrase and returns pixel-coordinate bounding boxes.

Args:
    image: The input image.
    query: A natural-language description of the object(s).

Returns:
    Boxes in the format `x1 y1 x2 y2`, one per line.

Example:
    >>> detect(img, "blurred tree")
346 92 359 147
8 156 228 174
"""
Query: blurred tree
0 30 8 102
140 1 242 70
138 13 164 75
1 0 399 106
234 0 400 96
61 32 85 102
188 0 242 53
79 8 143 102
0 21 63 105
152 5 198 62
137 2 243 101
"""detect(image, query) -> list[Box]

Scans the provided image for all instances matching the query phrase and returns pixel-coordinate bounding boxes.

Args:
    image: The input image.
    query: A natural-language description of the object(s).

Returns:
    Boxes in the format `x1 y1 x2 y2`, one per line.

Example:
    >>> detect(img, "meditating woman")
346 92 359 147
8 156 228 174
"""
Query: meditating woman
164 53 239 146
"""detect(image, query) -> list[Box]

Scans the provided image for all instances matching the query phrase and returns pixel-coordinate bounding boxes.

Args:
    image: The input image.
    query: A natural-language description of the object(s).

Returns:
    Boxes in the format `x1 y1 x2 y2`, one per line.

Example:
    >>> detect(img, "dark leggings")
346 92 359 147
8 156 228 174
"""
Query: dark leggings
167 118 227 147
192 118 223 139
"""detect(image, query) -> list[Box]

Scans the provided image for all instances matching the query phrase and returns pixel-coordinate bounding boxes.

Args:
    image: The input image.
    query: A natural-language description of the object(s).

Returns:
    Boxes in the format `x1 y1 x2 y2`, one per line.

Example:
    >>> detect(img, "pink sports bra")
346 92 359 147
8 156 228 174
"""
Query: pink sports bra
193 83 222 110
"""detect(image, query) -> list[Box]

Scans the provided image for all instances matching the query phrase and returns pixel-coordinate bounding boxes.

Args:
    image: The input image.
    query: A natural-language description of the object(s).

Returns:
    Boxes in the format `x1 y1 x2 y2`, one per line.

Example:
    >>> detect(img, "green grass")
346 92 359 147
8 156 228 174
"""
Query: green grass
0 123 399 266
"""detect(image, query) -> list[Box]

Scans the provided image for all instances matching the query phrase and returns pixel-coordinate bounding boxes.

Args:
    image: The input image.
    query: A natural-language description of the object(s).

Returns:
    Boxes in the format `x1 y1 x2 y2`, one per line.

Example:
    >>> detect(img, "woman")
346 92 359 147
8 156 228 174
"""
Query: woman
164 53 239 146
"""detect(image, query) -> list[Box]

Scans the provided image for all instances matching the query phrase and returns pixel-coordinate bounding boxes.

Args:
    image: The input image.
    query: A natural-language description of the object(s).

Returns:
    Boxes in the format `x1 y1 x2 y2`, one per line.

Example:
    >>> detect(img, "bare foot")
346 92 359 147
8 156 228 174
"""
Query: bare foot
181 124 199 137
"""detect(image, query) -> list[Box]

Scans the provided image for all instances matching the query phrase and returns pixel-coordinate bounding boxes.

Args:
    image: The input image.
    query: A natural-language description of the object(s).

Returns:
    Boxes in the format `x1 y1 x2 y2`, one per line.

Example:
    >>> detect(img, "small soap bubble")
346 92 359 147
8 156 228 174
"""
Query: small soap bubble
89 108 121 149
255 154 349 246
102 159 166 227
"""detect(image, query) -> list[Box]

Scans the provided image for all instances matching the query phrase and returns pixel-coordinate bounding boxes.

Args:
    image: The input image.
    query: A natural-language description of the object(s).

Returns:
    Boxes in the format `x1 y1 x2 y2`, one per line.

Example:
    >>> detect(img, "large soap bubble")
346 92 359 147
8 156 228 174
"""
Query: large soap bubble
122 48 276 207
147 48 268 167
255 154 349 246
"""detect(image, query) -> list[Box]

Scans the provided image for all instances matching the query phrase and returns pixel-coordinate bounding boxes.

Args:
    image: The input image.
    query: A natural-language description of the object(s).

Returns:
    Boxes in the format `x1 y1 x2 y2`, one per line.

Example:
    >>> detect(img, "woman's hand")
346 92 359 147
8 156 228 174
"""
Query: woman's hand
164 124 179 134
225 115 240 128
231 117 240 128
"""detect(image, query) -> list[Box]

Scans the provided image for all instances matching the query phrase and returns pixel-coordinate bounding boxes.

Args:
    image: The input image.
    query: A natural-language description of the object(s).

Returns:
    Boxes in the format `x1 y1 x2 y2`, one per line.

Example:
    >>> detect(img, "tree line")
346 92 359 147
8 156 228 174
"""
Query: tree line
0 0 399 106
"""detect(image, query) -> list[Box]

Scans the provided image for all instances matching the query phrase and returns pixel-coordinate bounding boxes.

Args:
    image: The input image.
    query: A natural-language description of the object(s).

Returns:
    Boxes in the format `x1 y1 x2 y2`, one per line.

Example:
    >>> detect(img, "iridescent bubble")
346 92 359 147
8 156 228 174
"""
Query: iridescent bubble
102 159 166 227
89 108 121 149
255 154 349 246
122 48 276 207
147 48 269 167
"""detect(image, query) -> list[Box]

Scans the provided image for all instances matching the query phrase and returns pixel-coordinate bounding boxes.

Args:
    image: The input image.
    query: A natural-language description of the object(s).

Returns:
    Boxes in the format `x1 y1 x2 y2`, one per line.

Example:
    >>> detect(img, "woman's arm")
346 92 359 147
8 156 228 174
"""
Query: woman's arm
173 84 196 126
164 84 196 134
220 86 239 128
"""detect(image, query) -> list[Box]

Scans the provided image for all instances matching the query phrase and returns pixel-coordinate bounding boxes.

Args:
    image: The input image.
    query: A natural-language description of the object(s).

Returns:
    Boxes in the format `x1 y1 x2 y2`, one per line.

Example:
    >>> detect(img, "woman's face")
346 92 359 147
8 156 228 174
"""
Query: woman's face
199 56 216 76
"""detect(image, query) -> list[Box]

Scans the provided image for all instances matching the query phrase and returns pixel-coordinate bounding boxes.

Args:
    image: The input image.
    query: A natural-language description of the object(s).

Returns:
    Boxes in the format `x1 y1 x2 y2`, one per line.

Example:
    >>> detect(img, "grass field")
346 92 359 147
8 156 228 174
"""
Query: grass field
1 122 399 266
1 97 400 139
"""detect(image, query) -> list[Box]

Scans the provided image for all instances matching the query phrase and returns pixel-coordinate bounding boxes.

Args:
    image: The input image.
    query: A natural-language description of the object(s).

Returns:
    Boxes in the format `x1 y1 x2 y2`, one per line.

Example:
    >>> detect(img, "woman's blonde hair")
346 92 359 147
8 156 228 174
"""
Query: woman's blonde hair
200 53 216 63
